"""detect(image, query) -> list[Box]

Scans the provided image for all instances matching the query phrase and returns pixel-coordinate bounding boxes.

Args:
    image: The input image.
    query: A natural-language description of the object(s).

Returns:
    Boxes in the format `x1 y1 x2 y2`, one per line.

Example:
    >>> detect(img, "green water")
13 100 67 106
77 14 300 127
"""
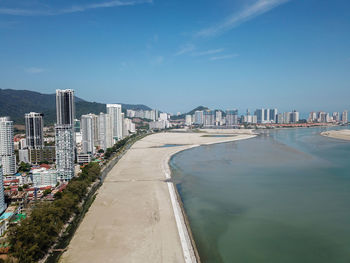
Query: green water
170 127 350 263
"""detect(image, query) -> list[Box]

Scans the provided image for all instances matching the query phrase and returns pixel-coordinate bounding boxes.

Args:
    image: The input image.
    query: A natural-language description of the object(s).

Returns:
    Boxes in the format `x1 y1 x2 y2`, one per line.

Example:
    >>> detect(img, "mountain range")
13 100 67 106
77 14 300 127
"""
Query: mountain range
0 89 151 125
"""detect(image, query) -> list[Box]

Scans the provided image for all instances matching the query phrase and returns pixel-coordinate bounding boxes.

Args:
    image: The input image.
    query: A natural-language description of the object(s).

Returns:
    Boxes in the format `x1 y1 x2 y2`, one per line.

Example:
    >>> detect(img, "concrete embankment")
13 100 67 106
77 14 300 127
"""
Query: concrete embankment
60 130 256 263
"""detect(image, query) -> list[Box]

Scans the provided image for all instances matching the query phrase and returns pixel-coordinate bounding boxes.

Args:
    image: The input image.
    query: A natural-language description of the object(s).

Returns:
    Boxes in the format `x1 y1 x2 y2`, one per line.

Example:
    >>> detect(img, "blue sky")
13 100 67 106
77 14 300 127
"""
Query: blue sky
0 0 349 114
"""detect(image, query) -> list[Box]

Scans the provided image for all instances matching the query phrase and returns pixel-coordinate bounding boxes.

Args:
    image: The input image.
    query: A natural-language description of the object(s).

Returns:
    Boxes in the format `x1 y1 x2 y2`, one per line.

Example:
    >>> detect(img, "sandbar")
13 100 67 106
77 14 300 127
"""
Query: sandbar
321 129 350 141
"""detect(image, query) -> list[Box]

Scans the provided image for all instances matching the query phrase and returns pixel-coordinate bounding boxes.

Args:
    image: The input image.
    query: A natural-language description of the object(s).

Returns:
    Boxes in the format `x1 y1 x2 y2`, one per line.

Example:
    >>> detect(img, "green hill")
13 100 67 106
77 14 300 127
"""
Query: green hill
170 106 209 120
0 89 151 125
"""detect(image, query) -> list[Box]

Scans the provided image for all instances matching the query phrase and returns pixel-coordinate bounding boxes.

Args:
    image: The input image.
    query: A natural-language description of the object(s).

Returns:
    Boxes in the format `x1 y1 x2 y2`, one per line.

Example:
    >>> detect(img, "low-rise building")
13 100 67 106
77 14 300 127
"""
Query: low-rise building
77 153 92 164
32 168 57 188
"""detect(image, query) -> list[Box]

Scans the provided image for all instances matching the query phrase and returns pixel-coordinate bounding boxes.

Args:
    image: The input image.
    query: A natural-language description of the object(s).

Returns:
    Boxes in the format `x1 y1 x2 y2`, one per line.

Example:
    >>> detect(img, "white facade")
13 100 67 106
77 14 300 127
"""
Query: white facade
291 111 300 123
98 113 113 150
55 125 74 181
107 104 123 142
203 111 215 127
81 114 97 154
149 120 169 130
159 113 168 121
32 168 57 188
19 149 29 163
226 110 239 126
342 110 348 124
0 117 16 175
215 111 222 125
0 166 6 214
185 115 192 126
194 111 204 125
123 118 136 136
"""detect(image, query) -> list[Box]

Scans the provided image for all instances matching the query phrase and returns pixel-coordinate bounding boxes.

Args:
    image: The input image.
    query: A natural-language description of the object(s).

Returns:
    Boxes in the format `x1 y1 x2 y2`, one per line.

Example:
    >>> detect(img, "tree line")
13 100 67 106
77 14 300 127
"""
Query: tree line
7 163 101 263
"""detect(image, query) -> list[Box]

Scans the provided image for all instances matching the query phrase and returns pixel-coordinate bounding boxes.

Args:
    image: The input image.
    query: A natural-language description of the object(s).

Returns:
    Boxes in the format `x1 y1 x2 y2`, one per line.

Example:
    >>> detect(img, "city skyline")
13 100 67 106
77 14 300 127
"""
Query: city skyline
1 0 350 112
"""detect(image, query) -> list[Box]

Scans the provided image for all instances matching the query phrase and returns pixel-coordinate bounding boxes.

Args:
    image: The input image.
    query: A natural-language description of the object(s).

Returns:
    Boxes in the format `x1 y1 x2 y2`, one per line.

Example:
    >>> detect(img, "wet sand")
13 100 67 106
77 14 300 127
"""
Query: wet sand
60 130 256 263
321 129 350 141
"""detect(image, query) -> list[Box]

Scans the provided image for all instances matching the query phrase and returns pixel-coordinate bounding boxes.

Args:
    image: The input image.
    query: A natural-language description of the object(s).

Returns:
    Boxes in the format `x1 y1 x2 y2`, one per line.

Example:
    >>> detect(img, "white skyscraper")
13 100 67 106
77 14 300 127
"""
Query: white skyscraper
25 112 44 149
342 110 348 124
291 110 300 123
0 117 16 175
194 111 204 125
106 104 123 143
55 89 75 181
81 114 97 154
0 166 6 214
98 113 113 150
55 125 74 181
185 115 192 126
226 110 239 126
203 110 215 127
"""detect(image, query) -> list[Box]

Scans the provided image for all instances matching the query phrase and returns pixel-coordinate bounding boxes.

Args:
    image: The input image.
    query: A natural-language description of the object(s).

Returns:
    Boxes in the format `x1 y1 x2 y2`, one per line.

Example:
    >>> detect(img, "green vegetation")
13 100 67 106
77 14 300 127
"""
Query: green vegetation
8 163 101 263
0 89 151 125
170 105 209 120
103 134 139 160
18 162 31 173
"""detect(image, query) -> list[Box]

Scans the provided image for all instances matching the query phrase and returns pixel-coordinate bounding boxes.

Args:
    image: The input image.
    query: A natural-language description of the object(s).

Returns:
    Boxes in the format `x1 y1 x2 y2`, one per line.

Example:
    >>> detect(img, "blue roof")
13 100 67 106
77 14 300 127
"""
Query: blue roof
0 212 14 220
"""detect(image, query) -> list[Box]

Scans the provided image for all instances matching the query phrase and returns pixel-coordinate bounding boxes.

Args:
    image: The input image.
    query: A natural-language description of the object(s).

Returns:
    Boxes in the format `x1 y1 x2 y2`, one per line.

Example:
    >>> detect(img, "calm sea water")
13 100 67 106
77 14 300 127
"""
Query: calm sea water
170 127 350 263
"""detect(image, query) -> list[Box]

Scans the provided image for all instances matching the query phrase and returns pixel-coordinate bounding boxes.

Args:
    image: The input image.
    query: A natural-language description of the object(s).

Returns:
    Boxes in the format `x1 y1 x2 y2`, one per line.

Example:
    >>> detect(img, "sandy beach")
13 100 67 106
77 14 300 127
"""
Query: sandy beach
321 129 350 141
60 130 256 263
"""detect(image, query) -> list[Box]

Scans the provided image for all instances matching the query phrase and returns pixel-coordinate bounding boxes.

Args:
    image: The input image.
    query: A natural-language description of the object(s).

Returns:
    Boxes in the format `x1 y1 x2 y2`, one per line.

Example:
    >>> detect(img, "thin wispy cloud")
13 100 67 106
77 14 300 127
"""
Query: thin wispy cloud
25 67 46 74
0 0 152 16
196 0 289 38
193 49 224 56
210 54 239 61
151 56 164 66
175 44 196 56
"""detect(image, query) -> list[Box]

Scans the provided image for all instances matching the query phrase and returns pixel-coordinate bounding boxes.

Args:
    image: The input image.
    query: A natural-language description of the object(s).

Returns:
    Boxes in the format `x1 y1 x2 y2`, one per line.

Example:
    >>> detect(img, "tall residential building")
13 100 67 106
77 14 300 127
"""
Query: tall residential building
121 113 125 138
308 112 317 123
185 115 192 126
98 113 113 150
0 166 6 214
264 109 270 123
25 112 44 149
277 113 284 124
283 112 291 124
290 110 300 123
55 125 74 181
55 89 75 181
269 109 278 123
203 110 215 127
56 89 75 126
226 110 239 126
317 112 327 123
159 113 168 121
194 111 204 125
81 114 97 154
332 112 340 122
256 109 264 124
0 117 16 175
215 111 222 125
106 104 123 142
341 110 348 124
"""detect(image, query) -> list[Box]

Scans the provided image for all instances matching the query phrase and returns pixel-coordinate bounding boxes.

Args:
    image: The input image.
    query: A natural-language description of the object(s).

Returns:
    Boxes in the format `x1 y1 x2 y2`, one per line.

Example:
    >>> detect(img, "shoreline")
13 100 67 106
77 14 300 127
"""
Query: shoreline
162 134 257 263
321 129 350 141
61 130 256 263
